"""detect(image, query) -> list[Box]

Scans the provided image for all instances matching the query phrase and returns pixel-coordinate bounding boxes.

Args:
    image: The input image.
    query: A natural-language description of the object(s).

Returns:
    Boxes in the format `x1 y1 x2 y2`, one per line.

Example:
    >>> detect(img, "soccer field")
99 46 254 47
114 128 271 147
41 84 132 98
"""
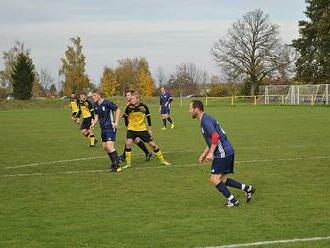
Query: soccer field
0 101 330 247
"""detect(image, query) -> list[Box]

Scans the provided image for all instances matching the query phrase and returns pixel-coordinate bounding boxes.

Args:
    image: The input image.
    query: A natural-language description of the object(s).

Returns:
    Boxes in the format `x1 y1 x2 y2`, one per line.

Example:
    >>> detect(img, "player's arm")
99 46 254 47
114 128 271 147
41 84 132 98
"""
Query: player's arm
166 93 173 106
88 101 95 119
123 106 129 127
91 114 99 129
205 132 220 161
144 104 152 134
113 108 121 129
199 146 210 163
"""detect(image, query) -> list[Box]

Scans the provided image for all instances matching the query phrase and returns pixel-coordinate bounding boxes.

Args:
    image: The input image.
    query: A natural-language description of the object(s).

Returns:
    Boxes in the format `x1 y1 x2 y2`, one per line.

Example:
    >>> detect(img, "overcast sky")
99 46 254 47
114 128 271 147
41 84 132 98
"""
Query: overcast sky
0 0 306 86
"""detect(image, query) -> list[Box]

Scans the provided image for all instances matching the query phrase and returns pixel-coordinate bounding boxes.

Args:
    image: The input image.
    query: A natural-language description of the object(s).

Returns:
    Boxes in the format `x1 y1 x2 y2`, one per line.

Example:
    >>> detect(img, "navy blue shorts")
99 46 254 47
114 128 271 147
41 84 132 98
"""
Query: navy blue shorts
211 154 234 174
101 129 116 142
161 106 170 115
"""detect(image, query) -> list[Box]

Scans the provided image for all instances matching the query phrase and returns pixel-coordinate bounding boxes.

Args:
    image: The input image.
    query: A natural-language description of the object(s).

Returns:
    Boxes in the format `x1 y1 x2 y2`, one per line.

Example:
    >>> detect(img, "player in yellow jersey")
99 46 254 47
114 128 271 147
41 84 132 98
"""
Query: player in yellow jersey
119 90 152 162
122 92 171 168
77 92 97 147
69 93 80 123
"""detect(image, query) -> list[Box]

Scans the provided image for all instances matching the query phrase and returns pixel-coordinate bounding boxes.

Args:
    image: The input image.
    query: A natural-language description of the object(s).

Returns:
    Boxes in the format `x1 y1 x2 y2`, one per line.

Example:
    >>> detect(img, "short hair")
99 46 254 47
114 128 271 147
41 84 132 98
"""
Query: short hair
191 100 204 111
92 88 104 97
80 91 87 96
126 89 135 94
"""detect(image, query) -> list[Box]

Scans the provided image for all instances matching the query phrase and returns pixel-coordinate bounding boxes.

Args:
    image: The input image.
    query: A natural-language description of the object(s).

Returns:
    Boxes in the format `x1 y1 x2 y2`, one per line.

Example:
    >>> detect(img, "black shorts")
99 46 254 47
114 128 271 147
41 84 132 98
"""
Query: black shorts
126 130 153 143
80 117 92 130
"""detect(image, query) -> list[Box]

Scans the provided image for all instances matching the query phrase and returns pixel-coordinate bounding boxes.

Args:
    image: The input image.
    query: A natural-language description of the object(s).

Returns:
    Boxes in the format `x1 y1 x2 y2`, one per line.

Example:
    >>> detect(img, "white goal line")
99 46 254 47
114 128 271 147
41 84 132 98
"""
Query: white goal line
1 155 330 178
201 235 330 248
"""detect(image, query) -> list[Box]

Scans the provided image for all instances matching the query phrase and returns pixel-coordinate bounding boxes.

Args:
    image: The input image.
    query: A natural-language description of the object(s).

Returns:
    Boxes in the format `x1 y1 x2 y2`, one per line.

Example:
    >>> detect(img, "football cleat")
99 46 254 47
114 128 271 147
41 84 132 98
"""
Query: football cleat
161 127 167 130
146 153 152 161
170 123 175 129
122 163 131 169
160 160 171 166
225 200 240 208
111 165 122 173
246 186 256 203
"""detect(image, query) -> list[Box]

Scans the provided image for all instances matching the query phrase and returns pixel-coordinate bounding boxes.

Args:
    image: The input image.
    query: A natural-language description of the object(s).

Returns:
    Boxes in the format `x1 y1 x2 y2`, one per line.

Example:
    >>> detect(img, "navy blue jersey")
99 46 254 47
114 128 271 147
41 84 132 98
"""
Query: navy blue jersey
201 113 234 158
160 92 172 108
94 99 118 130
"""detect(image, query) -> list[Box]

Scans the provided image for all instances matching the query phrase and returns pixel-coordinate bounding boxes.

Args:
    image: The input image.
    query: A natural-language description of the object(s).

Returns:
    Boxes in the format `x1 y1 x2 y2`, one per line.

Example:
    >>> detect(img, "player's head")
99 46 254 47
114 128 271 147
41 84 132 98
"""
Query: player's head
130 92 140 105
160 87 166 94
126 90 135 103
189 100 204 119
70 92 76 98
79 91 87 100
91 88 104 102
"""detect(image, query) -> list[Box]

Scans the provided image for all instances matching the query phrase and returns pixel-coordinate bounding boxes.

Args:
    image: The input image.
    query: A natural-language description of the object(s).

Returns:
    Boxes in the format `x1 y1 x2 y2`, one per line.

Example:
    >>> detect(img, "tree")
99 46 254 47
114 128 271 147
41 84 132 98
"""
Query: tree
211 9 295 95
40 68 54 90
156 67 167 87
165 62 208 96
292 0 330 84
137 69 155 96
100 67 119 97
0 41 29 90
11 53 35 99
115 57 154 95
59 37 90 95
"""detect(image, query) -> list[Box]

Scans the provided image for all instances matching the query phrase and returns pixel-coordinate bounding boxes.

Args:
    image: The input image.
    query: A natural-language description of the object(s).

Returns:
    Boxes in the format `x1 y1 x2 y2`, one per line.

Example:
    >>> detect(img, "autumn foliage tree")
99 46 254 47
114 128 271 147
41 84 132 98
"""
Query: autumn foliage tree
100 67 119 97
59 37 90 95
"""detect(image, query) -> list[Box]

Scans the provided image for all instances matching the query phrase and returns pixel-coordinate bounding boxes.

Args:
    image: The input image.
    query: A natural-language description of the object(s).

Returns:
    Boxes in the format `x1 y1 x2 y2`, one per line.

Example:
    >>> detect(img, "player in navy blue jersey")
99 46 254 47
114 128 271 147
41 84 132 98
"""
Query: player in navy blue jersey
160 87 174 130
90 89 122 172
189 100 255 208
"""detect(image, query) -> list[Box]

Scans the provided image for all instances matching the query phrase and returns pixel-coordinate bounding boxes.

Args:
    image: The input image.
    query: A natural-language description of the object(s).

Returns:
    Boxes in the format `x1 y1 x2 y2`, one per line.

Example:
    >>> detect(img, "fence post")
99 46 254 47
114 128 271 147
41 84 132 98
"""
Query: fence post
231 96 234 106
205 96 208 107
254 96 257 105
326 84 329 105
180 92 183 108
311 95 314 106
281 95 284 105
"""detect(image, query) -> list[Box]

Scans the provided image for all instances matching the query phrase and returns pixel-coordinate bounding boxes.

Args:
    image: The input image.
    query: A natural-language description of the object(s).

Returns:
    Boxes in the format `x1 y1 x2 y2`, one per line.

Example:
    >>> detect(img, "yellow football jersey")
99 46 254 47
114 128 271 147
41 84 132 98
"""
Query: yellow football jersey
79 99 94 119
124 103 151 131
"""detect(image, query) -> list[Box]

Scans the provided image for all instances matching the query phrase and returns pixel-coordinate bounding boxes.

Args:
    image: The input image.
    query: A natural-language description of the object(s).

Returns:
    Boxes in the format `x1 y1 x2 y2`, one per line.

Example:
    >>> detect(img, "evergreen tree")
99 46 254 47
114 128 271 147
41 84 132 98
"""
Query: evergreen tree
292 0 330 83
11 53 35 99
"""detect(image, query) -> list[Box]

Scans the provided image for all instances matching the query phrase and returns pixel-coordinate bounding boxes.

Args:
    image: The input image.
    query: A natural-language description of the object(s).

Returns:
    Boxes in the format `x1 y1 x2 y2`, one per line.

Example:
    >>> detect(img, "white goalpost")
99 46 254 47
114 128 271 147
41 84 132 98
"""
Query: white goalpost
259 84 330 105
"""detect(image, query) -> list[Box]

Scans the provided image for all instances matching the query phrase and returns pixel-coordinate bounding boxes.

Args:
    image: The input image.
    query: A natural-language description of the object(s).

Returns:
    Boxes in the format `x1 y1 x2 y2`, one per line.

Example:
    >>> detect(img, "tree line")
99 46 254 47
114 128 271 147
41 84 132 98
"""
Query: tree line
0 0 329 99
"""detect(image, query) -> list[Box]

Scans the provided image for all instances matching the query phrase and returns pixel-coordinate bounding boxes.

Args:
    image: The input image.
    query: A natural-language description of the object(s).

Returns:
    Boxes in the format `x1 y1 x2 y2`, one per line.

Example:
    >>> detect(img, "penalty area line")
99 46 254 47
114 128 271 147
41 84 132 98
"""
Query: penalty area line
200 235 330 248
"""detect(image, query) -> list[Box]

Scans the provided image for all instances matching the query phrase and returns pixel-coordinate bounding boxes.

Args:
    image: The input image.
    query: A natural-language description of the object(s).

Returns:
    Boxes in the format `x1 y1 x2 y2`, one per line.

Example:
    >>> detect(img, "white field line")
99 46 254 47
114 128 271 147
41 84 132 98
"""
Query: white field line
202 235 330 248
4 144 330 169
2 155 330 178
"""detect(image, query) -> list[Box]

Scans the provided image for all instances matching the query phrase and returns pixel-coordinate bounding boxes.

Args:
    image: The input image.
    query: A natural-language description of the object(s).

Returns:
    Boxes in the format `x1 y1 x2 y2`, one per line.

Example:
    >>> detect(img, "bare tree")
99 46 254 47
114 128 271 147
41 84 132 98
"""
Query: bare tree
211 9 295 95
156 67 167 87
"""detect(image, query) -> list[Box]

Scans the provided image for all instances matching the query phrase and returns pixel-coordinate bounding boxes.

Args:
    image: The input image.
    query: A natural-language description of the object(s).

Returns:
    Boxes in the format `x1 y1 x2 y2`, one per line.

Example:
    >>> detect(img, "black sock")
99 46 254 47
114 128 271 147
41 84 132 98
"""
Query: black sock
108 151 120 167
137 141 149 155
121 145 126 159
167 117 173 124
162 119 167 127
216 182 237 202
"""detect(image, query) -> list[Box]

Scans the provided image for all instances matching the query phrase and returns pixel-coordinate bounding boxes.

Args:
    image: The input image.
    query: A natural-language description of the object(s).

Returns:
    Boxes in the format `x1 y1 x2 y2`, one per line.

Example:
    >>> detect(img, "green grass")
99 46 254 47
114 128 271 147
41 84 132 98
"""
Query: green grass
0 102 329 248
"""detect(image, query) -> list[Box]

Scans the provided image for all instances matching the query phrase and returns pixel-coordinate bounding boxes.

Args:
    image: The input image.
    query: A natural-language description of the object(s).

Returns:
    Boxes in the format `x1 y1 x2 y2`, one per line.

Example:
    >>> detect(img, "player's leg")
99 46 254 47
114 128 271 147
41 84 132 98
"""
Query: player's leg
133 137 152 160
147 140 171 165
166 108 174 129
161 113 167 130
221 154 255 203
101 130 121 172
210 173 239 208
123 138 134 169
88 124 97 147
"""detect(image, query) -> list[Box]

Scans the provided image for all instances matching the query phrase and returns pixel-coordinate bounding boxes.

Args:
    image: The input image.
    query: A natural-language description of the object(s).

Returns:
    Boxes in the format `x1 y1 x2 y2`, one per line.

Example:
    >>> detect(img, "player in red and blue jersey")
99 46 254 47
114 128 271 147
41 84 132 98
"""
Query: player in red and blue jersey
90 89 122 172
189 100 255 208
160 87 174 130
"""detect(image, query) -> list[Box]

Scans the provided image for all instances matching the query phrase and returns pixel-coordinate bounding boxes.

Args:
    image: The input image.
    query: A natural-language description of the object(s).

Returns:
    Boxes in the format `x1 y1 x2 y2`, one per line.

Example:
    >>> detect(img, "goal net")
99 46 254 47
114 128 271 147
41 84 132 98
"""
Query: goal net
259 84 329 105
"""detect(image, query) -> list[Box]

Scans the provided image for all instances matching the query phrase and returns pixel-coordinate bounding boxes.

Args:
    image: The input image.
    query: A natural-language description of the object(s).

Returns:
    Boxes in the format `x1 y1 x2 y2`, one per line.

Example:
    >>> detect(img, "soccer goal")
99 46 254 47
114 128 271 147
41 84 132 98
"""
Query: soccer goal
259 84 329 105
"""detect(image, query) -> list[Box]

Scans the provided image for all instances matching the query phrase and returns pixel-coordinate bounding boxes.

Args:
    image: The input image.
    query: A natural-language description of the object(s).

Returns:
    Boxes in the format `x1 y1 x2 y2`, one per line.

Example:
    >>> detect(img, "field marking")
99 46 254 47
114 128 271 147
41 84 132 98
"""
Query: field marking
1 155 330 178
202 235 330 248
4 143 330 169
